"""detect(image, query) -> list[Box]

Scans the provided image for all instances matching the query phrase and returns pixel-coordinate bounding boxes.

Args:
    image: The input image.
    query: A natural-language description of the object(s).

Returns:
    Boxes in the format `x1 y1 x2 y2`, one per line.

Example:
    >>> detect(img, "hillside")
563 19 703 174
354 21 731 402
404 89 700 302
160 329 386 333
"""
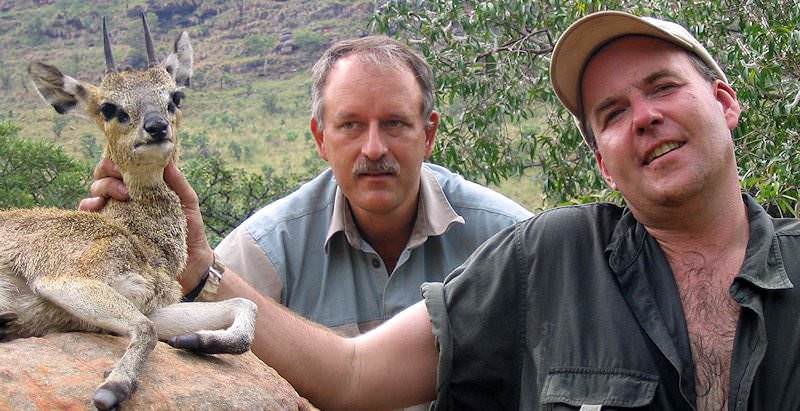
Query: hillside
0 0 544 210
1 0 372 171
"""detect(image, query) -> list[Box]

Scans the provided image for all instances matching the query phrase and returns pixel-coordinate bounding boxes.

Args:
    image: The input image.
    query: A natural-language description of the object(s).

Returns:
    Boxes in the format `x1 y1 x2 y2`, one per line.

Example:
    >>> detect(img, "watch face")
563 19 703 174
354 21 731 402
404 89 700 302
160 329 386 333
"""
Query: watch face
208 265 223 282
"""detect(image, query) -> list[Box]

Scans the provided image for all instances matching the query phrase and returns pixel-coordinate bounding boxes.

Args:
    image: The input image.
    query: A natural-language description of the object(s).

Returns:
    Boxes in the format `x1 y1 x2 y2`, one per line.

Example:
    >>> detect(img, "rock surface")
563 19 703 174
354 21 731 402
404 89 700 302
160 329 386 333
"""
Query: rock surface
0 332 317 410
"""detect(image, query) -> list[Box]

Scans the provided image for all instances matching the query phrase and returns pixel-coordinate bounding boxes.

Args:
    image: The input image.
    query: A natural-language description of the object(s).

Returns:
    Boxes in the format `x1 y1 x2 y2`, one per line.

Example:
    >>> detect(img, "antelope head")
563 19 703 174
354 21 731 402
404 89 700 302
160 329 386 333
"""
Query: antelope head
28 13 193 186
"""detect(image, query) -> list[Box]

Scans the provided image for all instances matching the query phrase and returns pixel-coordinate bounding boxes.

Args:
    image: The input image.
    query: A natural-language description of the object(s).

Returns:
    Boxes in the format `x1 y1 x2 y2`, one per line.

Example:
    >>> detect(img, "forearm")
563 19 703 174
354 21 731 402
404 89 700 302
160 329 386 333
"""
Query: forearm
216 269 438 410
215 269 359 409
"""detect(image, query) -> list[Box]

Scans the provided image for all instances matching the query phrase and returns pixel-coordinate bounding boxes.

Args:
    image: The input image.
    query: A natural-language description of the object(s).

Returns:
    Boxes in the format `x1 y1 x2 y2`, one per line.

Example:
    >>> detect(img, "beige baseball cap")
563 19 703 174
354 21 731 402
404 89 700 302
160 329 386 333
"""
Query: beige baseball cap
550 11 727 139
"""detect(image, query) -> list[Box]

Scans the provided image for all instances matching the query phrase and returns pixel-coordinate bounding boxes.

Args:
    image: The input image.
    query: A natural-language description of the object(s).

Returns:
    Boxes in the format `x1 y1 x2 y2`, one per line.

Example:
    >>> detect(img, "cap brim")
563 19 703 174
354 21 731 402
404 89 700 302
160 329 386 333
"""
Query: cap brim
550 11 694 117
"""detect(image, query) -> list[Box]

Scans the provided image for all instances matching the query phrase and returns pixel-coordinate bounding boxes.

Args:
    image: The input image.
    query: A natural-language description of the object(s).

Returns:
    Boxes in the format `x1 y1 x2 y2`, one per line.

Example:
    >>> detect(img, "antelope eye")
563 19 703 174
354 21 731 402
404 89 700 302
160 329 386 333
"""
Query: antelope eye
99 102 117 121
171 91 185 108
116 110 130 124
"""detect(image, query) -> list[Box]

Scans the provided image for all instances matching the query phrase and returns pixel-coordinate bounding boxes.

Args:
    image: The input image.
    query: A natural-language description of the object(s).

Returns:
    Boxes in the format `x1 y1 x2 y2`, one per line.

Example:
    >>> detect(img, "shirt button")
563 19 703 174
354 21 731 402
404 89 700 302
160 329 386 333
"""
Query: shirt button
371 258 381 268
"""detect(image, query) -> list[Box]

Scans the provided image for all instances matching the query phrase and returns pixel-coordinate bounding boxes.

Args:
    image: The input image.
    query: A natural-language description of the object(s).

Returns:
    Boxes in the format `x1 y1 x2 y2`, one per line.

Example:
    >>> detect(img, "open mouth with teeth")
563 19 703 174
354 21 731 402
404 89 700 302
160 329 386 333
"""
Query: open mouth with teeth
645 142 683 165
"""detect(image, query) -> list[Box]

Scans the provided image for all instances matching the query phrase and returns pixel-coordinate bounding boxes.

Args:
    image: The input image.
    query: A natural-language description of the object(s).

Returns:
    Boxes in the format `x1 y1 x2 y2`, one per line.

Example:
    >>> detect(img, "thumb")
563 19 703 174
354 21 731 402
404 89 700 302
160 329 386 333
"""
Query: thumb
164 162 199 209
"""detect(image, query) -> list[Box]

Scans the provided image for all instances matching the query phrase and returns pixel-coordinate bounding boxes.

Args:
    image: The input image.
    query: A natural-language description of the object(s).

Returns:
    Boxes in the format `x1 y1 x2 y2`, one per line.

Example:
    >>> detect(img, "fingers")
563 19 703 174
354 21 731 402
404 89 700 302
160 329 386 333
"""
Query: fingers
79 159 128 211
89 177 129 202
78 196 108 212
93 158 122 180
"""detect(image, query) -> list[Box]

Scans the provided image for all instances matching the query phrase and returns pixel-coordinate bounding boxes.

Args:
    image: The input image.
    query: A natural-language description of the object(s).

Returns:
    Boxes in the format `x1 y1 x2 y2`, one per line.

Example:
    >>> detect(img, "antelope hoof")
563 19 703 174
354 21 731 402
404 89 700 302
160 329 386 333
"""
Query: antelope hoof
0 312 16 324
0 312 15 342
169 333 250 354
93 380 136 411
168 333 201 351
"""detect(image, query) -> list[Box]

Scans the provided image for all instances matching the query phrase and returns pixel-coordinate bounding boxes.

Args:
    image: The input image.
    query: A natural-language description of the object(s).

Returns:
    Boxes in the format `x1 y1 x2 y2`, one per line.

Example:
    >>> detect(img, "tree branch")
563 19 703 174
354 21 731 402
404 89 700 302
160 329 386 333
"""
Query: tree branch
475 28 552 62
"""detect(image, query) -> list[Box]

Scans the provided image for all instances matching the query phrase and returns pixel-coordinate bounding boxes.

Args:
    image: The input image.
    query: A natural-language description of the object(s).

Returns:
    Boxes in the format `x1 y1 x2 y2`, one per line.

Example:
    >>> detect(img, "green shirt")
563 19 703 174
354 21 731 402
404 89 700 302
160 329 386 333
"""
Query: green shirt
423 195 800 410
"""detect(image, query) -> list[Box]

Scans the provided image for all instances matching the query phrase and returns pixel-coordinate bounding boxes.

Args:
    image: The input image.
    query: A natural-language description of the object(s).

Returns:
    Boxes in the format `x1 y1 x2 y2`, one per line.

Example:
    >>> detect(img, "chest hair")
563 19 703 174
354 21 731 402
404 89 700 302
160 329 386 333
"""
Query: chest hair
674 251 740 411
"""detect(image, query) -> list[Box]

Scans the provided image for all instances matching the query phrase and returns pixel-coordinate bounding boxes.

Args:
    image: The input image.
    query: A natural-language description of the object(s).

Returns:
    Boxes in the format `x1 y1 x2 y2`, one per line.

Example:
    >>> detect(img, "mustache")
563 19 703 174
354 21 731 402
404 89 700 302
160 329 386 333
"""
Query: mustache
353 156 400 176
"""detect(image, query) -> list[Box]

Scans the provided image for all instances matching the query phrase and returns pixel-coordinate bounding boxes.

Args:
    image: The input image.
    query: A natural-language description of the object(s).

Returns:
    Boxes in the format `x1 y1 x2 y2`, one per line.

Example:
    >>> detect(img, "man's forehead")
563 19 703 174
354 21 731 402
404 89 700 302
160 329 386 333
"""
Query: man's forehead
586 35 687 72
581 36 692 103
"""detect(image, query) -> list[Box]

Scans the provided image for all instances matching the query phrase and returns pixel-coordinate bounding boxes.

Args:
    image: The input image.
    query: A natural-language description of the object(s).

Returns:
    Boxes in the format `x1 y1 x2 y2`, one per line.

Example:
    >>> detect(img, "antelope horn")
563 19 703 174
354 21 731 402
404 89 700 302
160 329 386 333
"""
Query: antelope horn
102 17 115 72
141 12 156 67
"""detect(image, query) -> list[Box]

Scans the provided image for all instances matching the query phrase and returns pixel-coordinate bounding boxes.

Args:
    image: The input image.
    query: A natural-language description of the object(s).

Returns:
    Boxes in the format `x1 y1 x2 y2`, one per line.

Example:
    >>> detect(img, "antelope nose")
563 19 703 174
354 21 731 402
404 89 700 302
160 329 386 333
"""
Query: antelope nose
143 113 169 140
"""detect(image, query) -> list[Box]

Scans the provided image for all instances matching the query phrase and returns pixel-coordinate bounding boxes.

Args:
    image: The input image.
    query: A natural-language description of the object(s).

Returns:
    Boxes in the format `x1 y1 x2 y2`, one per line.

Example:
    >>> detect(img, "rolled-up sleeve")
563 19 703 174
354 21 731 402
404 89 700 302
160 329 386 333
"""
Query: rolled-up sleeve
421 223 527 410
215 225 284 303
421 281 452 402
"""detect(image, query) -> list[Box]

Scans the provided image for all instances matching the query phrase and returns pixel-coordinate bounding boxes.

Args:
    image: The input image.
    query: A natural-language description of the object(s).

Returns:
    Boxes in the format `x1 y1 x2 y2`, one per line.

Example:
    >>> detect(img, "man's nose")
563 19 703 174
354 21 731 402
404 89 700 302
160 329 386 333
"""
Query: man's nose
630 96 663 135
361 122 388 160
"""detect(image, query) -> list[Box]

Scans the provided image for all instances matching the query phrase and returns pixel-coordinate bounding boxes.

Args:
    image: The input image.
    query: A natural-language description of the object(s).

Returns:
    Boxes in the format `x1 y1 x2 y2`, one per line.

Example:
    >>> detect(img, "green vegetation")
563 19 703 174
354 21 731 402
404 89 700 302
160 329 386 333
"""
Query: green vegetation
293 28 327 52
0 119 91 209
4 0 797 250
183 157 298 246
243 34 277 56
374 0 800 216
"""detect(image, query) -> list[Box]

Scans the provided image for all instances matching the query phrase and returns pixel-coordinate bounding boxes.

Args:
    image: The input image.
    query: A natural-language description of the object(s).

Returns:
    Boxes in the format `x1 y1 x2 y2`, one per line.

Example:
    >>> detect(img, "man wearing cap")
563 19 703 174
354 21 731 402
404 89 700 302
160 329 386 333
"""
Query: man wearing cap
162 11 800 410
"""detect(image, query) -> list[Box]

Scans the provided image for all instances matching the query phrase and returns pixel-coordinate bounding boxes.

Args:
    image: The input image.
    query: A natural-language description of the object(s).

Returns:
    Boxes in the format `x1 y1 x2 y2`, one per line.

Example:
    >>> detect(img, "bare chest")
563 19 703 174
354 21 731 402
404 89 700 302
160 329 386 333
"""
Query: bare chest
674 253 741 411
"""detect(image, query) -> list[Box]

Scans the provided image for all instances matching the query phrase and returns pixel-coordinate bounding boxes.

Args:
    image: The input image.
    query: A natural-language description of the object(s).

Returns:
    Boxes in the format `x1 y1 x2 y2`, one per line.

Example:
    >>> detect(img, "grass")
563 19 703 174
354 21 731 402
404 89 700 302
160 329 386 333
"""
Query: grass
1 0 545 213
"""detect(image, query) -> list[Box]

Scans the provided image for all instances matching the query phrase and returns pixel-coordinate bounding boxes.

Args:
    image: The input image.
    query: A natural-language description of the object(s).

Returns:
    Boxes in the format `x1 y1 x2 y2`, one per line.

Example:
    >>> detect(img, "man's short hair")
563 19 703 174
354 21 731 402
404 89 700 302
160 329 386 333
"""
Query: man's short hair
310 35 435 129
549 11 727 151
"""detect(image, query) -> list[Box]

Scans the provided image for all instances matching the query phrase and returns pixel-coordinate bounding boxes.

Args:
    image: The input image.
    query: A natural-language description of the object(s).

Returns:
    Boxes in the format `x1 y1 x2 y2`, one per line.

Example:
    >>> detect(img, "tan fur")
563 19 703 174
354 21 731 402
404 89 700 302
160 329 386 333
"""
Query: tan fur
1 23 256 411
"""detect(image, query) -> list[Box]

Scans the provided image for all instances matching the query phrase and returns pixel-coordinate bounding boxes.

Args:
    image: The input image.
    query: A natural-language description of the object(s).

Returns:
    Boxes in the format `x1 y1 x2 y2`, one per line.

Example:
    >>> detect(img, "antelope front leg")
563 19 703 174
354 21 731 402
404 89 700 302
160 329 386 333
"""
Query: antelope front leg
149 297 257 354
32 276 156 410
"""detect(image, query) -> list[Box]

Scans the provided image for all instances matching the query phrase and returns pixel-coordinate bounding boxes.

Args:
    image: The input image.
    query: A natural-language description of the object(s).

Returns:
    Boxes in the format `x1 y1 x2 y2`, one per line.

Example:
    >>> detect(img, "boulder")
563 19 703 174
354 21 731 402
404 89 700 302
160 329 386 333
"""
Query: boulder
0 332 317 410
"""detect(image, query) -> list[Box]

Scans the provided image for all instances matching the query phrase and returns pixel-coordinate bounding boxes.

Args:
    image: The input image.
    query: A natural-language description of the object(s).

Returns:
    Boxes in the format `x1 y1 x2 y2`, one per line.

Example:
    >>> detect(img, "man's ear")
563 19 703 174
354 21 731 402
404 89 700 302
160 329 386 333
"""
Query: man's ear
714 80 741 131
423 111 439 158
310 118 328 161
594 149 617 190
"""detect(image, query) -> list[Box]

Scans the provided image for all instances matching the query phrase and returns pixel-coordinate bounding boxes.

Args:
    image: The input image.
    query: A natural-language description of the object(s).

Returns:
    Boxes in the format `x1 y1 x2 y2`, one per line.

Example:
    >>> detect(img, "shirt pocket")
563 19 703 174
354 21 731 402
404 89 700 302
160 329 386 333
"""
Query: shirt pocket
540 367 658 410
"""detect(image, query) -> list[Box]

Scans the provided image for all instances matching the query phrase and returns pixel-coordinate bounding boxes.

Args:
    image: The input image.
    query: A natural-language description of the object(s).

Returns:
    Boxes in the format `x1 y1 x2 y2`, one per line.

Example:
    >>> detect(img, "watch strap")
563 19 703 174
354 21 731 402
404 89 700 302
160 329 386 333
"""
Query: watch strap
198 253 226 301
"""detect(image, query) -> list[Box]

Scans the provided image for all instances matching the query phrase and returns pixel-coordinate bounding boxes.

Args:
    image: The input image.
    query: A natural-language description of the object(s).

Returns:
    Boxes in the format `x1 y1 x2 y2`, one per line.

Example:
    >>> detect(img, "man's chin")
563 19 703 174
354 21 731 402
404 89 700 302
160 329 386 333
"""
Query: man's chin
349 193 401 214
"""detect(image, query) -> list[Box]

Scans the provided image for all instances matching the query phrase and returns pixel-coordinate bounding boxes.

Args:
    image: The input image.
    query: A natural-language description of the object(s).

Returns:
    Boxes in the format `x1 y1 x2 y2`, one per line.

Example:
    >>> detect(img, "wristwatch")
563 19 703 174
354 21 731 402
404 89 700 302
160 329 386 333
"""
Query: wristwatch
182 252 226 302
198 253 226 301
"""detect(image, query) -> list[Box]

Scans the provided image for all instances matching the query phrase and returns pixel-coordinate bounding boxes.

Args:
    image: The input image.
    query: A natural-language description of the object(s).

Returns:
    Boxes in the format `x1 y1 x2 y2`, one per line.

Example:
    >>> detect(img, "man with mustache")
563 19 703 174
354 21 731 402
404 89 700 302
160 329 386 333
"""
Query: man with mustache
85 9 800 409
152 11 796 410
84 35 531 343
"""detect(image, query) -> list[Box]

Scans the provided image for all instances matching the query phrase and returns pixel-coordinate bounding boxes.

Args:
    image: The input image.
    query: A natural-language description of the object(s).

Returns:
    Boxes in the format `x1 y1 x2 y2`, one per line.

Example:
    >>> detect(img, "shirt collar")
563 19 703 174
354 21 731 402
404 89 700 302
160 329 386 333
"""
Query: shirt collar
735 194 793 290
607 194 792 291
324 165 465 253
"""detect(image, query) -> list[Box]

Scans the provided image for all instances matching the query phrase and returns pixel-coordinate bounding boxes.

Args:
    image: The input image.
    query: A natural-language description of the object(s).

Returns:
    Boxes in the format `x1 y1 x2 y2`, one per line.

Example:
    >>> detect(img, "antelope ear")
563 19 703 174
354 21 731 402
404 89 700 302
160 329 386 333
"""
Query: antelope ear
28 62 95 115
163 31 193 87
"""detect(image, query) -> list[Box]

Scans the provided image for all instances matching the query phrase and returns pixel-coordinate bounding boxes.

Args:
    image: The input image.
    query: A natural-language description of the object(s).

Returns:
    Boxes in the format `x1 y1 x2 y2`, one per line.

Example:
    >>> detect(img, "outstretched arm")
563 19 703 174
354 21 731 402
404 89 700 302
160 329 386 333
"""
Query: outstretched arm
82 158 439 409
215 272 438 409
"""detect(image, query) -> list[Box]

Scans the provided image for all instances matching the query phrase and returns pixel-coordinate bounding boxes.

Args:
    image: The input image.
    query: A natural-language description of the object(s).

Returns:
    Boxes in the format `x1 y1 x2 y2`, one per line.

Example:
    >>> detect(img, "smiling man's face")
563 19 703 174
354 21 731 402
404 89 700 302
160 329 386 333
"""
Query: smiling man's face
582 36 741 212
